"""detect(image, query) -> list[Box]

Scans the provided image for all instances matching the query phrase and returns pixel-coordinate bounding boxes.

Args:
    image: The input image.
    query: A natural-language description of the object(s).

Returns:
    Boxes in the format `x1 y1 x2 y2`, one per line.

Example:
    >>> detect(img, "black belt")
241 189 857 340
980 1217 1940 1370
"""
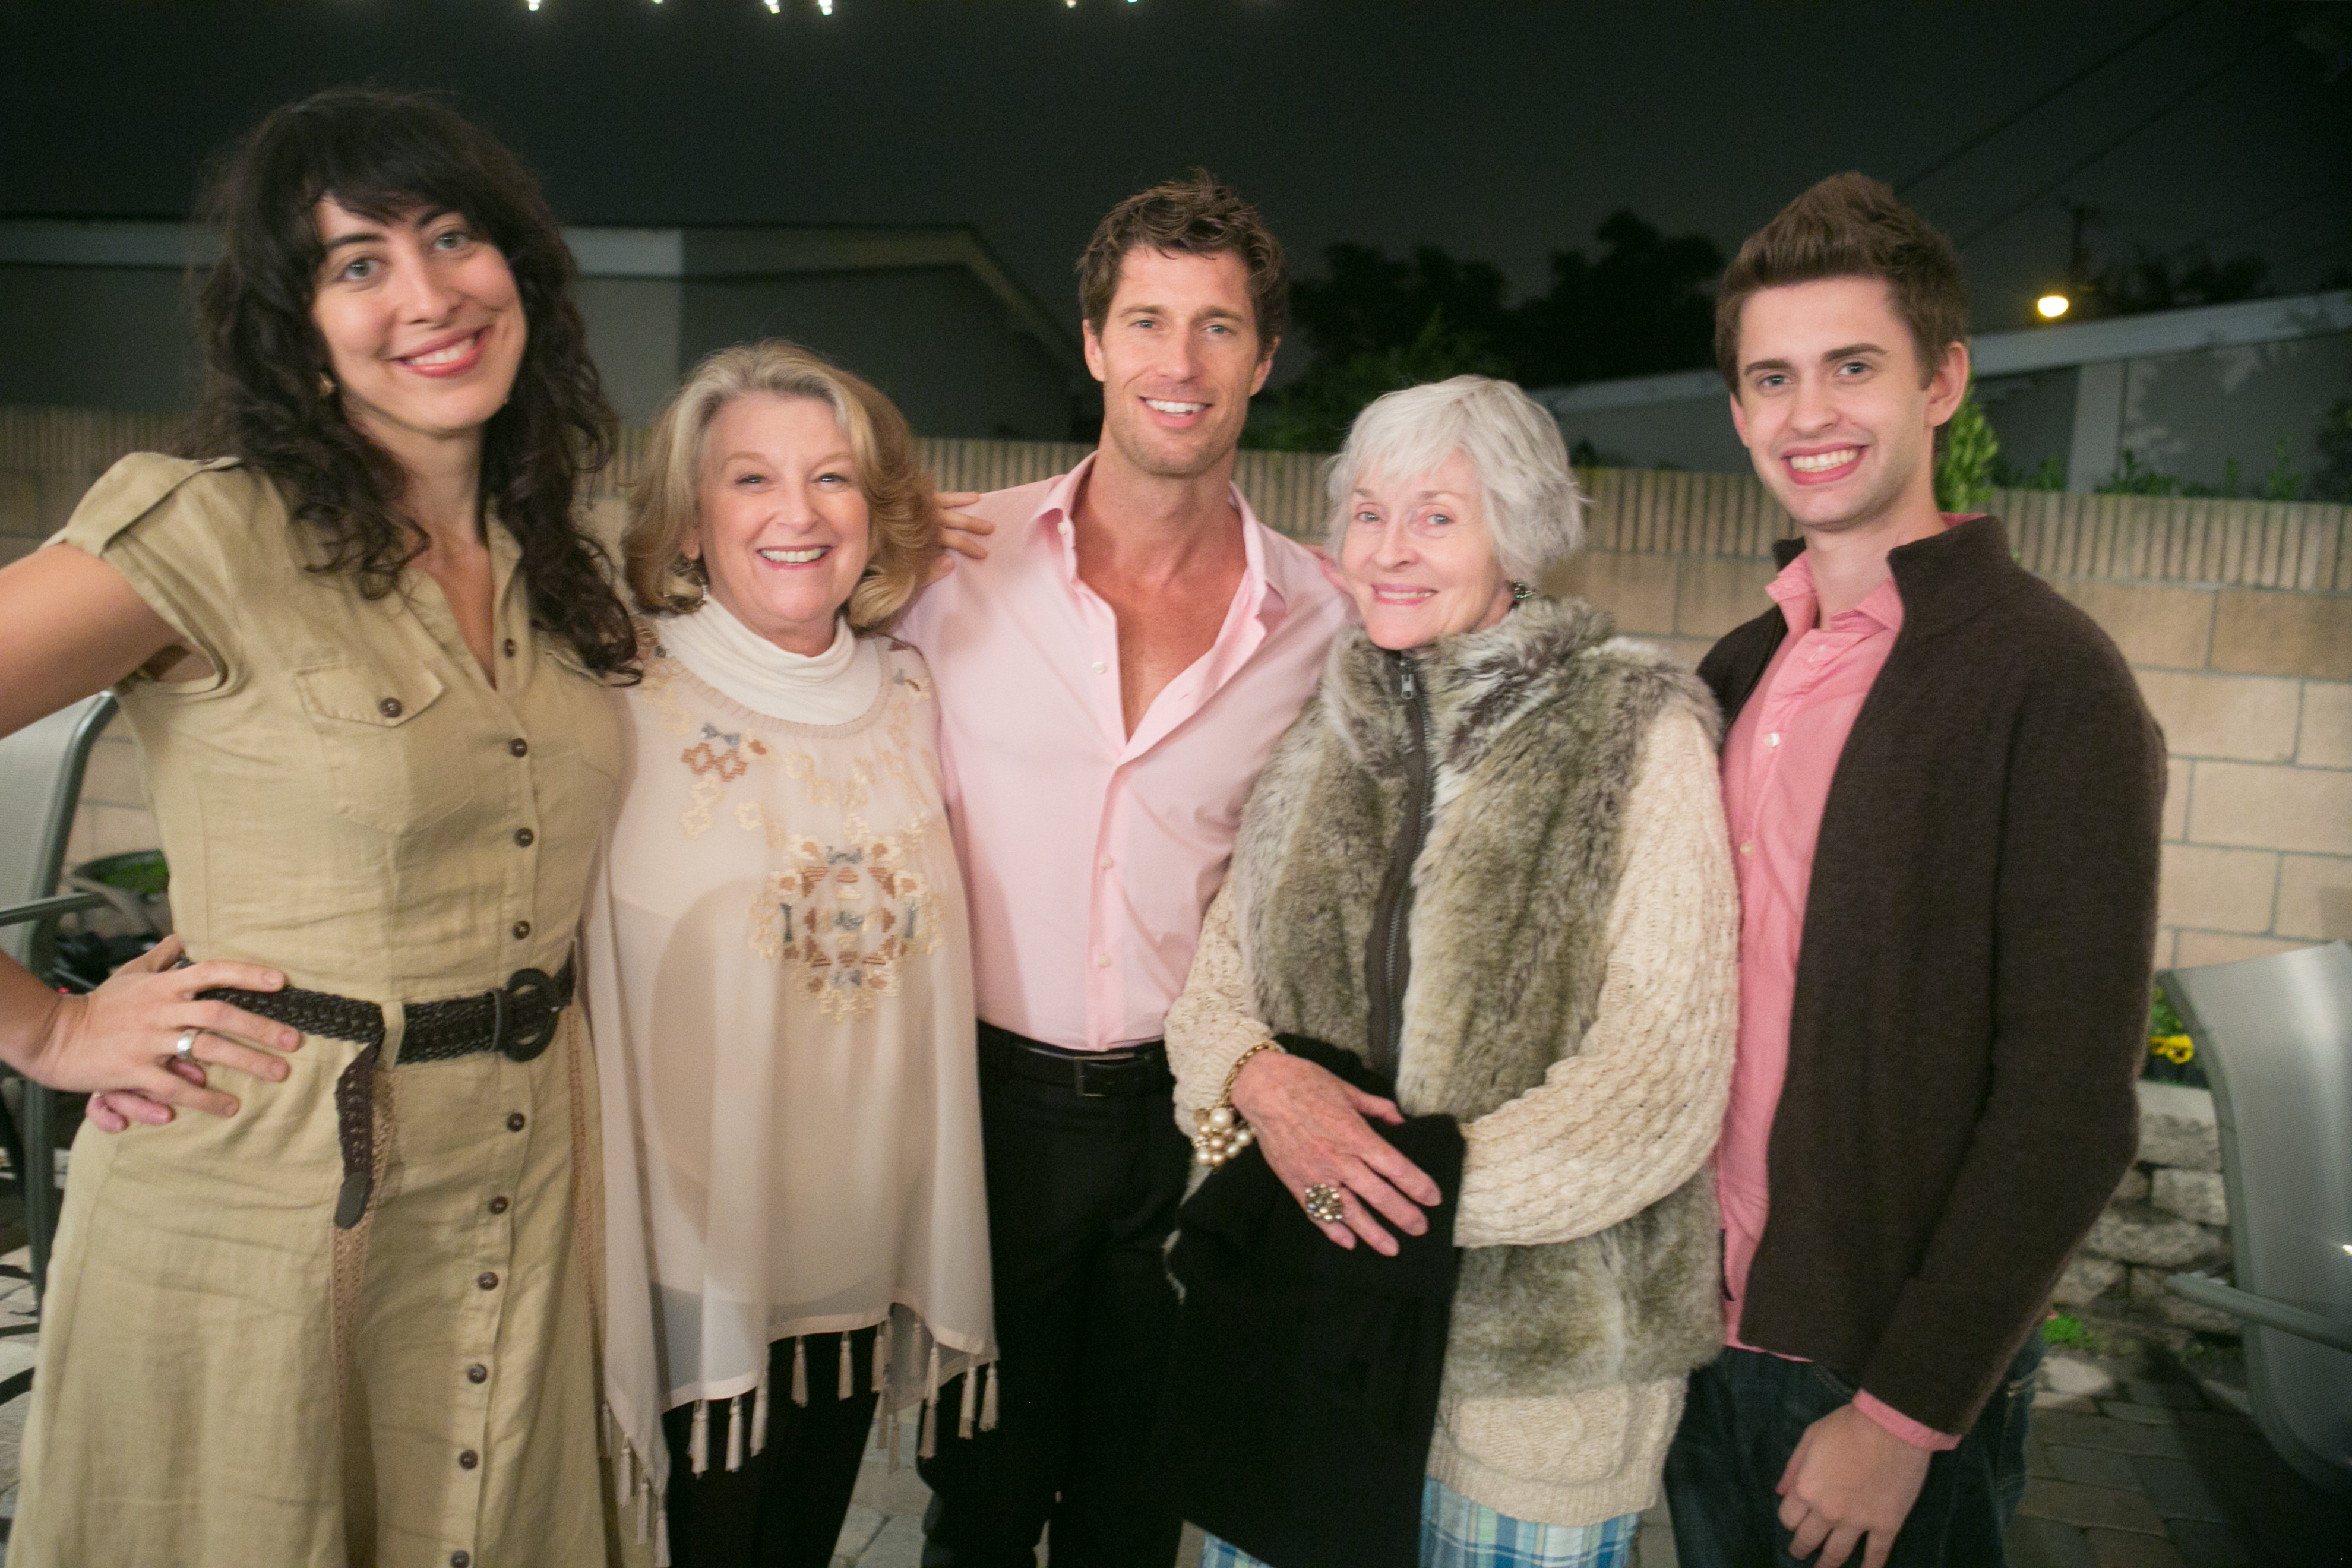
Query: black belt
196 960 574 1231
978 1022 1172 1099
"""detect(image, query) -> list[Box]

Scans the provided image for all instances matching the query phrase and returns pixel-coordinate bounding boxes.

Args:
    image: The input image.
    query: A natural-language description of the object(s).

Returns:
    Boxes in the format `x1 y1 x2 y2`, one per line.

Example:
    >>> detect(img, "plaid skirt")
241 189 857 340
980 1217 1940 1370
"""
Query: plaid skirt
1196 1477 1639 1568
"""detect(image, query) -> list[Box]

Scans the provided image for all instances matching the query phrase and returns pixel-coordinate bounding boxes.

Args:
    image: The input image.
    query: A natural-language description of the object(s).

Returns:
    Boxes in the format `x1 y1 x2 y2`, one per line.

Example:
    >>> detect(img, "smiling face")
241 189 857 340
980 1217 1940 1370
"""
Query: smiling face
1338 449 1515 650
309 198 527 463
1083 246 1274 482
1728 276 1967 537
687 392 872 657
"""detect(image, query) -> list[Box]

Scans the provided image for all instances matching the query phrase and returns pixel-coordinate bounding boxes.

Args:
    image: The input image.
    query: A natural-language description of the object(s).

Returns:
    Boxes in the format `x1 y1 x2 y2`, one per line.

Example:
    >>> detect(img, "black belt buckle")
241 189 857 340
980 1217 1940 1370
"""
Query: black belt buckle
491 967 558 1062
1071 1054 1114 1099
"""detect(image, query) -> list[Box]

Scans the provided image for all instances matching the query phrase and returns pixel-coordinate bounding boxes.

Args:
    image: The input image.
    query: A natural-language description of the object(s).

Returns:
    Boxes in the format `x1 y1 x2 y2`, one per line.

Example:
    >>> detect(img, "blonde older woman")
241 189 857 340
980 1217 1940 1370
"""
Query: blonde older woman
1164 375 1738 1568
587 342 995 1567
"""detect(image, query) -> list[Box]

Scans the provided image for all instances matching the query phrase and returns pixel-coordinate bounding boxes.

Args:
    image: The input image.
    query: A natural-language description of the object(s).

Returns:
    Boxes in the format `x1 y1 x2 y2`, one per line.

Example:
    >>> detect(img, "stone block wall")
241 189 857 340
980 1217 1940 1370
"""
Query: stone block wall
2054 1082 2240 1338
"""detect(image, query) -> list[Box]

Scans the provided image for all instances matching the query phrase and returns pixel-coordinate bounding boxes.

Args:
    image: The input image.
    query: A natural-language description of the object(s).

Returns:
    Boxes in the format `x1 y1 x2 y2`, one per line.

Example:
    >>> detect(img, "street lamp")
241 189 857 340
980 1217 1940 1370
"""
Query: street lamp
2037 293 2070 321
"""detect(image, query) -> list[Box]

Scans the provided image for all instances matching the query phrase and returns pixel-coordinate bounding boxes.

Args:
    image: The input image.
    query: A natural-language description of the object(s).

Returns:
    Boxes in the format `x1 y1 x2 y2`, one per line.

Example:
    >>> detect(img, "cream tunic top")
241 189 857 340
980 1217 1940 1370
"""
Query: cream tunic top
15 454 621 1568
586 617 996 1537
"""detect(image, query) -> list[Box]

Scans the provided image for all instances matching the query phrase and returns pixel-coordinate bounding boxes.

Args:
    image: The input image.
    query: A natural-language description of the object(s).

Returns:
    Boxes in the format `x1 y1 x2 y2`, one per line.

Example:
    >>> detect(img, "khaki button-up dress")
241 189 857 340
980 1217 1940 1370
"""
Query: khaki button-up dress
12 455 622 1568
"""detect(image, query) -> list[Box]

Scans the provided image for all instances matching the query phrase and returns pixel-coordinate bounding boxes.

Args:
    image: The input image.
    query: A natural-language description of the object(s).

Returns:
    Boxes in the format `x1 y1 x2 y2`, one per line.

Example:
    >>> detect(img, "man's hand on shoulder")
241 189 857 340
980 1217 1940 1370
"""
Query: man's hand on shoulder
1776 1402 1932 1568
930 491 993 582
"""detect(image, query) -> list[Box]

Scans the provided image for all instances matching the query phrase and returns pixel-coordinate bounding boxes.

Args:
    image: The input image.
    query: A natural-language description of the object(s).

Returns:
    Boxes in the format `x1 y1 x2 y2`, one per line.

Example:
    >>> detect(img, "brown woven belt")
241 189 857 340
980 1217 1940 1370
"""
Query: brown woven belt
197 960 574 1230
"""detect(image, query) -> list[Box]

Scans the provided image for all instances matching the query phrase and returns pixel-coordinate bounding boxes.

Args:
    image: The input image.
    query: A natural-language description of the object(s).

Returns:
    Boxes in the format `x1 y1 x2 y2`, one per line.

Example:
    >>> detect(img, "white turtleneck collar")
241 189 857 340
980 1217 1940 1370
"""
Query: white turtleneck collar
655 595 884 725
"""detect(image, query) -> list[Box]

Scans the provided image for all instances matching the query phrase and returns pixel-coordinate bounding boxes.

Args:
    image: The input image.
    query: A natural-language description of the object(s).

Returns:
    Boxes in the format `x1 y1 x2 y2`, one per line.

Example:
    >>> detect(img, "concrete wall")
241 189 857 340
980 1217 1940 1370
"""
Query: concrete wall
8 409 2350 969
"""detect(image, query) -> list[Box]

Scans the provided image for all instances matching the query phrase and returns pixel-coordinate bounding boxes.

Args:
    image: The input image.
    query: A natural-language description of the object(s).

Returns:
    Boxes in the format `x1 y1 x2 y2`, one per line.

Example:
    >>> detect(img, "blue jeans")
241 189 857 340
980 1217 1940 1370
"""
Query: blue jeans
1663 1338 2041 1567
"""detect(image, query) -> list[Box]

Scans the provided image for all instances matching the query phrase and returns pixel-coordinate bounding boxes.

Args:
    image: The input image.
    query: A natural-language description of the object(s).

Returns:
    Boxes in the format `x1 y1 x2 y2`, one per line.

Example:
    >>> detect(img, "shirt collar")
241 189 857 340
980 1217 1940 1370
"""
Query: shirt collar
1766 511 1974 638
1029 450 1289 628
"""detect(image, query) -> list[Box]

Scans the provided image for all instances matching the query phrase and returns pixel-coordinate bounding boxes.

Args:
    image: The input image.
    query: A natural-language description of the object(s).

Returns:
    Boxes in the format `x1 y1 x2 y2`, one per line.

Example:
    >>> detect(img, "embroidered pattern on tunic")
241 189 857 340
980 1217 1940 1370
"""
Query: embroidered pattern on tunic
741 810 944 1020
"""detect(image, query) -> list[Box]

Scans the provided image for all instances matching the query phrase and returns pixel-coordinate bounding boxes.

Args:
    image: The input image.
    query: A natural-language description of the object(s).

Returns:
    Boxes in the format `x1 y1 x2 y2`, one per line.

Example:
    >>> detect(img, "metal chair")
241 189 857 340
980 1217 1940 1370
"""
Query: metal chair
2161 941 2352 1500
0 692 116 1301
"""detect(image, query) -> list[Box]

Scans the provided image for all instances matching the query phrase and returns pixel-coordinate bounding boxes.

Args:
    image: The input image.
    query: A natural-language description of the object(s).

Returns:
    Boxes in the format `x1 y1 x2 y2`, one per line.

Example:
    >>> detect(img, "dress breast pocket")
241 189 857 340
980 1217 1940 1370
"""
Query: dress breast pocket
293 659 477 835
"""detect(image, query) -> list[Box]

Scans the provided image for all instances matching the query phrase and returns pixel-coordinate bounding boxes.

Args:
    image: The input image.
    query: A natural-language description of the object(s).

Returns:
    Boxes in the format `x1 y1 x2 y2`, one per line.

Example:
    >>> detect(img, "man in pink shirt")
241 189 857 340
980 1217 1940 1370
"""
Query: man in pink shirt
893 176 1348 1568
1663 176 2163 1568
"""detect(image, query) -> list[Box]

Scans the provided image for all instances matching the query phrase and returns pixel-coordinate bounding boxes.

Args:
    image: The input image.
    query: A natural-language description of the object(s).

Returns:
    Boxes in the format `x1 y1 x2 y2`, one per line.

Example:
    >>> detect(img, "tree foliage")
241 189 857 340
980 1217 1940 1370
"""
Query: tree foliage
1250 211 1724 451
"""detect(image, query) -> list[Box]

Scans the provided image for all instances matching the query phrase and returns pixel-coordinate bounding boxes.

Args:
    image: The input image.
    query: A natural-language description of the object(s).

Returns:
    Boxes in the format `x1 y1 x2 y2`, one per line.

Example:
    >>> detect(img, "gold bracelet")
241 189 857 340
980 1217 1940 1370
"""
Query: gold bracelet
1191 1038 1284 1168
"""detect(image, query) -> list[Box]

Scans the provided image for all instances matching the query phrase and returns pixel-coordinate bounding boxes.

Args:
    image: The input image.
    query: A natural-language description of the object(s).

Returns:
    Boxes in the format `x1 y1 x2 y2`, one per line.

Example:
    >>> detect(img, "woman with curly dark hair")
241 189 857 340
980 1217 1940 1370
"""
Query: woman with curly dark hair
0 88 638 1566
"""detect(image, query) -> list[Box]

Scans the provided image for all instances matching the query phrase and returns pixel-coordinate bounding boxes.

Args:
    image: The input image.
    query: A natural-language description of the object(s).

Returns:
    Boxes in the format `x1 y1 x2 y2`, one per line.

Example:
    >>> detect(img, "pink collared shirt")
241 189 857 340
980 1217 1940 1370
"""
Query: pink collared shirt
893 454 1349 1051
1717 530 1962 1451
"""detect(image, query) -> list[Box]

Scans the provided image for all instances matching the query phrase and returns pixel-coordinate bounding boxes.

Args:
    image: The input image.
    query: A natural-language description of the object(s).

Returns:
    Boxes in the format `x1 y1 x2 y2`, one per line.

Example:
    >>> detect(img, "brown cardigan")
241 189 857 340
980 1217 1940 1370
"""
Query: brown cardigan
1698 516 2165 1435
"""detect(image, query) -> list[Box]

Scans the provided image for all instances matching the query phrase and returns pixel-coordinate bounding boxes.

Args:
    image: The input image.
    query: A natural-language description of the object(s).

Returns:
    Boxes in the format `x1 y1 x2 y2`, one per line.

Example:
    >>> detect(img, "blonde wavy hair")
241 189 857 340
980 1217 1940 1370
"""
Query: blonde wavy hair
623 340 940 631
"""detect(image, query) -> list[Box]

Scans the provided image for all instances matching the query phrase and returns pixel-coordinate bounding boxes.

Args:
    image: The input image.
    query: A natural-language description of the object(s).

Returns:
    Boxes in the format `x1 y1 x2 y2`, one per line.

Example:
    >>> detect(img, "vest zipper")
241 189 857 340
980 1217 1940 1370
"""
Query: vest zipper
1366 652 1434 1080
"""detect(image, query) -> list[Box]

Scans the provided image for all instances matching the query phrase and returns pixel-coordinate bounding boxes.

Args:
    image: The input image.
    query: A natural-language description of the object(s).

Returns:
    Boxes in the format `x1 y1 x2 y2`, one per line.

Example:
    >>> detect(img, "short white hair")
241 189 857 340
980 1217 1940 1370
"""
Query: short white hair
1324 375 1585 583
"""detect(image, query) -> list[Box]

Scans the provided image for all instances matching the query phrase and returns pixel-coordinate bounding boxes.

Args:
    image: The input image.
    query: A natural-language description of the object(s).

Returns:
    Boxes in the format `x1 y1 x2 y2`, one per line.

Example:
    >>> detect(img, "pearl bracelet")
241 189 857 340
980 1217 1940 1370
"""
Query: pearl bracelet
1191 1038 1284 1168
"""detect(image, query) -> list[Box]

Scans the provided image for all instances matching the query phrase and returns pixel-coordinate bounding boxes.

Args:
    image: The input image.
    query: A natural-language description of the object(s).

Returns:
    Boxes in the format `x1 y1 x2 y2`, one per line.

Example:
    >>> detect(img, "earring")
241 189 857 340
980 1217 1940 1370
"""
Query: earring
672 551 709 589
1510 581 1535 602
318 372 336 398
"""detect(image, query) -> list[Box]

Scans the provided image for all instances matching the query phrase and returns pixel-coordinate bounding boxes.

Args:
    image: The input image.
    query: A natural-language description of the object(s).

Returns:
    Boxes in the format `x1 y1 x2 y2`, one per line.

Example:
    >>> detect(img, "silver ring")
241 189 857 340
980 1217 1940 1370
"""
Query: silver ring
1302 1183 1345 1225
174 1028 202 1063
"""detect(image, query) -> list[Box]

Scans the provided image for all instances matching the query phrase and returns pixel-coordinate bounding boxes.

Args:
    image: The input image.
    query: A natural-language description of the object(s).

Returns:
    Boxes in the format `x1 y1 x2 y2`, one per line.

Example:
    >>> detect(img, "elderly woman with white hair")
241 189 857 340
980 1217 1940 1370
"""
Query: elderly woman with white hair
1162 375 1739 1568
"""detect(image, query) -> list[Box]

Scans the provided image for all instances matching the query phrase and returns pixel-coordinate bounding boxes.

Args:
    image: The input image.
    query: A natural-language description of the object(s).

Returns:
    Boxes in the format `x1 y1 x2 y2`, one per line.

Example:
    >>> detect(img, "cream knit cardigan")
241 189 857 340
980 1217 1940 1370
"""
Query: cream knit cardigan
1166 707 1738 1527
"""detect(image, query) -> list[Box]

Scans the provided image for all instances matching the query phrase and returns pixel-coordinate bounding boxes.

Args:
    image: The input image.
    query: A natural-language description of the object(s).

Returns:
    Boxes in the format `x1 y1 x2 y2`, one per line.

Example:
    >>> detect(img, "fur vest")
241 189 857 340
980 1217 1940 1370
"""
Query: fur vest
1231 598 1725 1400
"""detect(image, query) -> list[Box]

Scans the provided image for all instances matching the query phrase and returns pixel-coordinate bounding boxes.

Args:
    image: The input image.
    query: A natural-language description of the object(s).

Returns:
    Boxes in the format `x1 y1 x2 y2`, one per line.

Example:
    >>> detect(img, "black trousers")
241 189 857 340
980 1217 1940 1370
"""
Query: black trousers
1663 1336 2043 1568
917 1033 1194 1568
662 1327 881 1568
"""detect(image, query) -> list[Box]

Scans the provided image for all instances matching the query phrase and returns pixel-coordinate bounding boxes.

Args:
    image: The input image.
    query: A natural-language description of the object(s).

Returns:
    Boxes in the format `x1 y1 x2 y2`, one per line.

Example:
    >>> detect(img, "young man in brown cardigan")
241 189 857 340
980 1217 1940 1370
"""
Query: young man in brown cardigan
1662 175 2166 1568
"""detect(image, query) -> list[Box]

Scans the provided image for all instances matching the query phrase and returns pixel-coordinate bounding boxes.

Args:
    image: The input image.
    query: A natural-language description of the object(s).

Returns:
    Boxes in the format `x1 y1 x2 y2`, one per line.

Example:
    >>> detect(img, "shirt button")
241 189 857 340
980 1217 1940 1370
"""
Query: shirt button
378 697 403 719
506 1112 526 1132
511 920 532 940
466 1364 489 1384
458 1449 479 1471
478 1272 500 1291
513 827 535 848
1766 732 1781 747
508 737 529 758
452 1553 472 1568
1095 954 1112 968
1090 661 1107 674
1099 856 1115 871
1740 841 1755 855
488 1196 510 1215
502 638 517 657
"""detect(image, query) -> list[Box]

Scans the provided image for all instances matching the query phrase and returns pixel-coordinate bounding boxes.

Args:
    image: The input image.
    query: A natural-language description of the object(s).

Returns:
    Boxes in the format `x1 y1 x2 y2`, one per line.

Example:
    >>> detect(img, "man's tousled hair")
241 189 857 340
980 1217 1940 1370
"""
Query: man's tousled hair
1077 170 1287 355
1714 172 1969 390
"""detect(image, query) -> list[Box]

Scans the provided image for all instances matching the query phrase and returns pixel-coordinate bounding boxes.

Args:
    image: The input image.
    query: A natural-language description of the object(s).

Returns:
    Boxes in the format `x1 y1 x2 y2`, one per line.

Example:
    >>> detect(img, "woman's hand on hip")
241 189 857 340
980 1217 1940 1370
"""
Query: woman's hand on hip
22 935 303 1121
1229 1050 1441 1256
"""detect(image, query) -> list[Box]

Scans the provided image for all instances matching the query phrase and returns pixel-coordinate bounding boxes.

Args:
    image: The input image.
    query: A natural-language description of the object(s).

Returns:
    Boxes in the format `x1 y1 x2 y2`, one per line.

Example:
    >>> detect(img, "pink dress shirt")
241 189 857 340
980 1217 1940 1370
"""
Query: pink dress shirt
893 455 1349 1051
1717 529 1964 1450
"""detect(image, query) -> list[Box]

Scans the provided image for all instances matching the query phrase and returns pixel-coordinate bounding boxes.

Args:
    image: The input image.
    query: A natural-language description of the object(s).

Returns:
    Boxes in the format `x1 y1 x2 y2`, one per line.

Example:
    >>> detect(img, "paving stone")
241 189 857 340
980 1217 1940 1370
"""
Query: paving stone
2087 1527 2189 1566
2162 1519 2255 1568
2046 1352 2122 1399
853 1515 925 1568
2125 1378 2208 1411
2058 1254 2128 1304
2036 1411 2189 1458
832 1504 885 1562
2038 1392 2106 1414
2135 1084 2222 1172
2157 1294 2241 1335
2087 1206 2227 1269
2150 1169 2229 1227
2101 1402 2186 1428
2013 1515 2100 1568
2114 1167 2151 1203
2021 1479 2171 1534
2129 1456 2233 1525
2029 1437 2062 1478
2047 1444 2146 1489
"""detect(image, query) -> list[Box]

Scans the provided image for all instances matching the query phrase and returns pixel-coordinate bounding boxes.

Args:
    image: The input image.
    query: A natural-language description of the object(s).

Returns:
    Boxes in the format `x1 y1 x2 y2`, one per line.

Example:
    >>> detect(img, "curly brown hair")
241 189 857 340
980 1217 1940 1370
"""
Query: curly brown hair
624 342 940 633
1713 173 1970 392
179 87 638 679
1076 170 1287 357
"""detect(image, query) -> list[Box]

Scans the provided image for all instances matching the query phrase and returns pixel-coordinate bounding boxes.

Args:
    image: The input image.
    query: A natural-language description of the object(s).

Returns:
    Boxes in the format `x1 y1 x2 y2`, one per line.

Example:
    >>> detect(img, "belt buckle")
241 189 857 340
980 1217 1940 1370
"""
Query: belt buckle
493 967 558 1063
1071 1054 1113 1099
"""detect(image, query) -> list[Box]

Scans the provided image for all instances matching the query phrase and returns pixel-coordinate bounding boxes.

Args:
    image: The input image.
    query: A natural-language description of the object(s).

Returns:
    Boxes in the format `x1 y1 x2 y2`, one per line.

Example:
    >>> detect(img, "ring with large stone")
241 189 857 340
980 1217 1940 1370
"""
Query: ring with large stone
1301 1183 1345 1225
174 1028 203 1063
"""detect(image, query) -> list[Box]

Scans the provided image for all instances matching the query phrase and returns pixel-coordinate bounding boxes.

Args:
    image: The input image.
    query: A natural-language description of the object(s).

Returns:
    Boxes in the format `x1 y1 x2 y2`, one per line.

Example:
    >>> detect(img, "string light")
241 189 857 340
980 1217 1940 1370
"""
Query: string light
818 0 834 12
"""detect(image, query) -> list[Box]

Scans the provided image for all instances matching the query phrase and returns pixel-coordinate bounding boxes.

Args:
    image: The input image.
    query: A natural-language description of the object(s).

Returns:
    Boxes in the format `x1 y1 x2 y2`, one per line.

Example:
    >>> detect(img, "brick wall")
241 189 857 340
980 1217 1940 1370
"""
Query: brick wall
7 406 2351 968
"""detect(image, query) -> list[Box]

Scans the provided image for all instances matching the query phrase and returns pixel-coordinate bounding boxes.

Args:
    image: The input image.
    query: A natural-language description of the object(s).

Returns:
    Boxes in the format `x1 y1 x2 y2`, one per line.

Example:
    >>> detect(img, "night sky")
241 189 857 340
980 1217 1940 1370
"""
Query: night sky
5 0 2347 349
